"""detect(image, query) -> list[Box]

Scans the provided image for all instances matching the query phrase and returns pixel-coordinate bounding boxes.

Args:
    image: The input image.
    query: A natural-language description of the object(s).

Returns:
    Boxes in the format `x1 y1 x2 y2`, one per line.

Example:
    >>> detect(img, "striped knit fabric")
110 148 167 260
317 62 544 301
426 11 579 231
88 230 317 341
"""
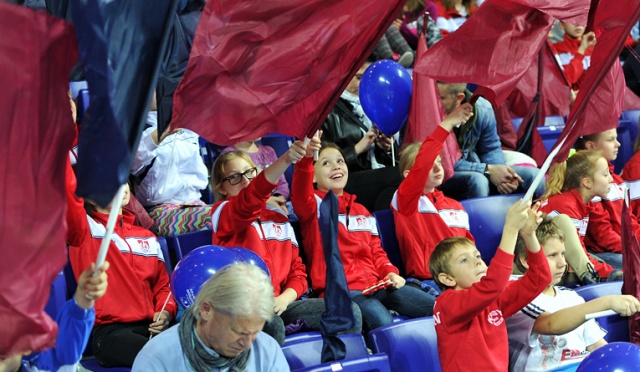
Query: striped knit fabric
148 201 212 236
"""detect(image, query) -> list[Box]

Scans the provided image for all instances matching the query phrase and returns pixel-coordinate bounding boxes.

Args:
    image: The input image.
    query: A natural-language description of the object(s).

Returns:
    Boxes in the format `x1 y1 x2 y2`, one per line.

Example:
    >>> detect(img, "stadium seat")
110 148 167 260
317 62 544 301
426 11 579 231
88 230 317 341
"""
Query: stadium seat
295 353 391 372
368 317 440 372
461 194 524 264
614 119 634 174
574 281 629 342
157 237 173 276
372 209 406 276
76 89 90 124
44 271 67 319
536 125 564 152
511 117 524 132
282 333 370 371
69 80 88 100
544 115 565 127
172 229 213 259
79 358 131 372
284 331 323 344
621 109 640 131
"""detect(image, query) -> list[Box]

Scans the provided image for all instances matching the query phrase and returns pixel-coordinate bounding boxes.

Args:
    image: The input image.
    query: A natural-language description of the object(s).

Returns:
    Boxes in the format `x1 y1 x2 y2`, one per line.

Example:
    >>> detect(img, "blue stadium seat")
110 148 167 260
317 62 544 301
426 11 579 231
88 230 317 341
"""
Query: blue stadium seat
172 229 213 259
157 237 173 276
536 125 564 152
295 353 391 372
544 115 565 127
79 359 131 372
621 109 640 133
614 119 635 174
69 80 88 100
574 281 628 342
282 333 369 370
511 117 524 132
76 89 90 124
368 317 440 372
44 271 67 320
372 209 406 276
461 194 524 264
284 331 323 344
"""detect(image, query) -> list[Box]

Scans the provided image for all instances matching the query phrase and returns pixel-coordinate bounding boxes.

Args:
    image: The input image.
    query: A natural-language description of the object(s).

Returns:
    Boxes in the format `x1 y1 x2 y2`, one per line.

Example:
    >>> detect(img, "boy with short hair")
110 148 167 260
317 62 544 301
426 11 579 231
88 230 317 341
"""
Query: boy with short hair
507 215 640 371
429 200 551 371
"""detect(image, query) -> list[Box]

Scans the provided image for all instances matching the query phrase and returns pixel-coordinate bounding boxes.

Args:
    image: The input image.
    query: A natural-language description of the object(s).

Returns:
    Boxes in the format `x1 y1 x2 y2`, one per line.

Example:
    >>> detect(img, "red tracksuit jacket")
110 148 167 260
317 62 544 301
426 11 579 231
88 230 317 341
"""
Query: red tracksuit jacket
392 126 474 279
65 162 176 327
211 172 308 298
551 33 593 91
434 249 551 372
292 157 398 297
539 189 614 277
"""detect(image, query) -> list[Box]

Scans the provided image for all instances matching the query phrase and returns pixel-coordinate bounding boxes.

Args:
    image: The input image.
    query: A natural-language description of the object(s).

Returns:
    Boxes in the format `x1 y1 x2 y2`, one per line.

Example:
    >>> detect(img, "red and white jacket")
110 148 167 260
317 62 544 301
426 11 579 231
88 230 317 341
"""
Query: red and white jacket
585 163 637 254
392 126 474 279
551 33 593 91
623 152 640 224
539 189 614 277
65 162 176 327
211 172 308 298
434 249 551 372
292 157 398 297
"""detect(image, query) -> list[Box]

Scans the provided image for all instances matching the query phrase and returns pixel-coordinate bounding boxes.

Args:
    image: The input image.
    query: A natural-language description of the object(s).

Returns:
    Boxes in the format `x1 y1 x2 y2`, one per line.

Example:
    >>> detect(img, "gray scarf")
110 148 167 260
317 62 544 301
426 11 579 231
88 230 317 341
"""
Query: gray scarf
178 306 251 372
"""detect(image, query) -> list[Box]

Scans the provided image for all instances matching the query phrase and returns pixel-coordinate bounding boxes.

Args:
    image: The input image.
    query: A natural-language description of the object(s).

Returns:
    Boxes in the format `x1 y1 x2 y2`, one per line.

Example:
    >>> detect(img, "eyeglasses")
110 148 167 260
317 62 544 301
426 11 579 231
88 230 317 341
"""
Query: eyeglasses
223 167 258 185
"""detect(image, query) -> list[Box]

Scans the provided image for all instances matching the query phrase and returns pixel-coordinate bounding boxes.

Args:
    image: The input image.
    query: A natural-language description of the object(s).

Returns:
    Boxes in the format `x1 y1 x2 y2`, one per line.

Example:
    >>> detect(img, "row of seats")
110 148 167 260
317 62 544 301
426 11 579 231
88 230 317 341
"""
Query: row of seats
512 110 640 174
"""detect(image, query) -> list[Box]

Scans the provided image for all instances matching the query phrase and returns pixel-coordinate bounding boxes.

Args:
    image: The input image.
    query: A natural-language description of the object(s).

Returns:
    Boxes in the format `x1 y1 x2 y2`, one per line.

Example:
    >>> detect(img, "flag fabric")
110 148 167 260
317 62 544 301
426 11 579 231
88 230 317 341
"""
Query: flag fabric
415 0 589 107
318 191 357 363
405 25 460 181
621 199 640 345
172 0 406 146
70 0 180 207
551 0 640 162
0 3 77 356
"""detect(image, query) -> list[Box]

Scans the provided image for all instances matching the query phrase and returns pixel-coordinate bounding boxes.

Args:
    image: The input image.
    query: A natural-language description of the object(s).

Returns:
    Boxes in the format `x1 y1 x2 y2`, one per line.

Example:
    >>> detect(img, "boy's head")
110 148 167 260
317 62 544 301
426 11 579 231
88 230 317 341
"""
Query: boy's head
313 142 348 195
429 237 487 291
559 21 585 39
515 214 567 285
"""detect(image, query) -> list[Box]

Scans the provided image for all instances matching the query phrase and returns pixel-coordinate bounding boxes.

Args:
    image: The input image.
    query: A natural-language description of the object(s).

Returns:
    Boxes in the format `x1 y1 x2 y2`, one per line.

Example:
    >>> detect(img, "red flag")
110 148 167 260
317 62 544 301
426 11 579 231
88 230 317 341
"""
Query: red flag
415 0 589 106
0 3 77 356
172 0 406 146
552 1 640 162
621 200 640 344
406 25 460 181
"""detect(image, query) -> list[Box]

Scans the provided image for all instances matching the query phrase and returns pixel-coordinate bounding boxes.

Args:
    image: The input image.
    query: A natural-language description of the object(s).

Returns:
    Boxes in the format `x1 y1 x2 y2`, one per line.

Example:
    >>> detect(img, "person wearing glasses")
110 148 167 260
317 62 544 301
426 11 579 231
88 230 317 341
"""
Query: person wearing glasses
210 144 363 344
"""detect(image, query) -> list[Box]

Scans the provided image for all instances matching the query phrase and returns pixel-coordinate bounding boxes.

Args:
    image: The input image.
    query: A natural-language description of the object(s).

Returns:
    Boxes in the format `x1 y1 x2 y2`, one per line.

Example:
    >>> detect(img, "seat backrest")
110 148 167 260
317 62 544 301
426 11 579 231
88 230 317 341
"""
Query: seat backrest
461 194 524 263
157 237 173 276
536 125 564 152
372 209 406 276
614 119 634 174
368 317 440 372
621 109 640 132
511 117 524 132
281 333 369 371
296 353 391 372
544 116 566 127
76 89 91 124
173 229 213 259
44 271 68 320
574 281 628 342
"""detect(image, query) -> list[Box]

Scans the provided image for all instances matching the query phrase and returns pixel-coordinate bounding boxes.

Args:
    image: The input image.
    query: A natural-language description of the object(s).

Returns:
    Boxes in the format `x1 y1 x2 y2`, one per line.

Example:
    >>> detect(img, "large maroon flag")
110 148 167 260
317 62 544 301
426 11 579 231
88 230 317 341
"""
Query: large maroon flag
172 0 406 145
552 0 640 162
621 199 640 345
0 3 77 356
406 23 460 181
415 0 588 107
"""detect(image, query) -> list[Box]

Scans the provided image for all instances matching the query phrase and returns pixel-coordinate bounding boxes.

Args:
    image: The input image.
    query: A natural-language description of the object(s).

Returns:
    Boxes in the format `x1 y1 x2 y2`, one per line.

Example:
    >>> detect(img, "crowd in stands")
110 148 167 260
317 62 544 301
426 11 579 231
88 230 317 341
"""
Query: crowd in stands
9 0 640 371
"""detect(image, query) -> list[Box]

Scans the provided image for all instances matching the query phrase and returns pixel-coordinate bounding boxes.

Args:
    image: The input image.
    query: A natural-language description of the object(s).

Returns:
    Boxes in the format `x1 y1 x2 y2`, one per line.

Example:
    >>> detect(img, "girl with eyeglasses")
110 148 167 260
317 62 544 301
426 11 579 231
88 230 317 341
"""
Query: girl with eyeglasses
210 143 363 344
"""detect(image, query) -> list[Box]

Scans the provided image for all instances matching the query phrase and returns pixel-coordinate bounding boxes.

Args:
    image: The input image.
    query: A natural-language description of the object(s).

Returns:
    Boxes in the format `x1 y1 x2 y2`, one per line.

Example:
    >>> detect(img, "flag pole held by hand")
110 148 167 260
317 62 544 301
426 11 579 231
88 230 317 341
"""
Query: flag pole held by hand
585 309 616 320
94 184 126 276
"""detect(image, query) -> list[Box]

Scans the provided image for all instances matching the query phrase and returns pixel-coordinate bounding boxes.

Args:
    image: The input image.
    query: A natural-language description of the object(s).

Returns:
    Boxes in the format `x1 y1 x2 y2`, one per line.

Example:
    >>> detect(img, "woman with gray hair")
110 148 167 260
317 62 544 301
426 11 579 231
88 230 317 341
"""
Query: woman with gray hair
132 263 289 371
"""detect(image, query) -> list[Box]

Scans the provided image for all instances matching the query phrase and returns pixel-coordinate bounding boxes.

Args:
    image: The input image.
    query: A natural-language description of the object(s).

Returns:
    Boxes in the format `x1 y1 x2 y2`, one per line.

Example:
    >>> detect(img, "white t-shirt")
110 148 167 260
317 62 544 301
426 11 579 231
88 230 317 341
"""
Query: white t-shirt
507 286 606 371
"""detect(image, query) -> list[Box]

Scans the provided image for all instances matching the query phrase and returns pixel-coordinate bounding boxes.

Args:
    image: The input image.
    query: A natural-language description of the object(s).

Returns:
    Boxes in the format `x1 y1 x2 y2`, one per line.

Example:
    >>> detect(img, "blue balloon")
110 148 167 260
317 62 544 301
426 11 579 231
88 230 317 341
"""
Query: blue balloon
576 342 640 372
170 245 241 308
359 60 412 136
229 247 271 278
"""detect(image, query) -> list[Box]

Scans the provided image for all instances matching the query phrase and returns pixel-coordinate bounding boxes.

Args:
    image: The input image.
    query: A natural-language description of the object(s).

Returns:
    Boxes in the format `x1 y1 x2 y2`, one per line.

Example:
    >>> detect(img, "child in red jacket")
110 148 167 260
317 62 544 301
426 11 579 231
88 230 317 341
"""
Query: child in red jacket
429 199 551 371
539 150 619 282
292 139 435 332
210 142 361 344
66 162 176 368
551 21 596 92
393 103 474 287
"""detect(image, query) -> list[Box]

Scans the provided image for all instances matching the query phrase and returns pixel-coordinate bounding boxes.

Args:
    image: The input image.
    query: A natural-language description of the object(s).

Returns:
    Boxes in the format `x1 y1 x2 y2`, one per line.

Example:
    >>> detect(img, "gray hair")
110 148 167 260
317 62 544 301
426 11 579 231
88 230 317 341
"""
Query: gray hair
193 263 274 321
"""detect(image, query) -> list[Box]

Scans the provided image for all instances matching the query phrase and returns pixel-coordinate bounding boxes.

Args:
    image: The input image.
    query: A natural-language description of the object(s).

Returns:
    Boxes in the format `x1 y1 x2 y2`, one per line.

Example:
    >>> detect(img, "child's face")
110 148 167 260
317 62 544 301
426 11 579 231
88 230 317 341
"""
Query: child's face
542 237 567 286
443 243 487 290
589 129 620 162
425 156 445 191
561 22 585 39
314 148 348 195
587 157 613 199
219 158 257 198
